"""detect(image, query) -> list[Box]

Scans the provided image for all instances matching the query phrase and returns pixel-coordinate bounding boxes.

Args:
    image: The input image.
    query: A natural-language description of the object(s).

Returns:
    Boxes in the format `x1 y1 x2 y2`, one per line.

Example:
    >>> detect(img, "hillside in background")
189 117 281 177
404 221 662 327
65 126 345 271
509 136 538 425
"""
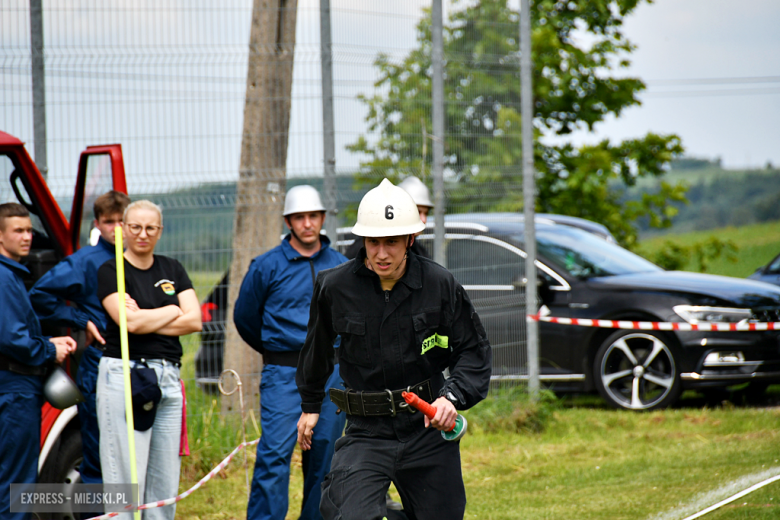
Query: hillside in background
632 158 780 237
638 220 780 278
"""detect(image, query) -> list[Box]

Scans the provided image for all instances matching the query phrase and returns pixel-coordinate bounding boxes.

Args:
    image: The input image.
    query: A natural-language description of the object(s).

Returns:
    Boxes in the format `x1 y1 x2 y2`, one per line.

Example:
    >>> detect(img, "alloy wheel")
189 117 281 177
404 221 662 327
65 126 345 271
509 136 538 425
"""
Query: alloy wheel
598 332 677 410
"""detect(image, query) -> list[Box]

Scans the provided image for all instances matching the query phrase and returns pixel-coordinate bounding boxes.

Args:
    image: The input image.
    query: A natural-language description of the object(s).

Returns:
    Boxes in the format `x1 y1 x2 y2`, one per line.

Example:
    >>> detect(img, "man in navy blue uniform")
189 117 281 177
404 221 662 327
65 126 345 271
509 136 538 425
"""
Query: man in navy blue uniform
0 203 76 520
234 185 347 520
29 191 130 492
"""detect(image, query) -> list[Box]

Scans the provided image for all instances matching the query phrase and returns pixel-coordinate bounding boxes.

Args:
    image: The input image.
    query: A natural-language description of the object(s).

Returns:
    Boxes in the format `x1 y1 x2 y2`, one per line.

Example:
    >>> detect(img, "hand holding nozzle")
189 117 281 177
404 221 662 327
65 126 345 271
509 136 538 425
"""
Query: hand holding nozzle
402 391 468 441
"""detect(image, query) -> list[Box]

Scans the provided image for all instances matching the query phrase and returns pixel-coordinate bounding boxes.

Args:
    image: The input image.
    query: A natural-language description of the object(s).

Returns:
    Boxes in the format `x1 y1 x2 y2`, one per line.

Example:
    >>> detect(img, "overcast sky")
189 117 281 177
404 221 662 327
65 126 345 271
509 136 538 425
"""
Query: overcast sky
558 0 780 169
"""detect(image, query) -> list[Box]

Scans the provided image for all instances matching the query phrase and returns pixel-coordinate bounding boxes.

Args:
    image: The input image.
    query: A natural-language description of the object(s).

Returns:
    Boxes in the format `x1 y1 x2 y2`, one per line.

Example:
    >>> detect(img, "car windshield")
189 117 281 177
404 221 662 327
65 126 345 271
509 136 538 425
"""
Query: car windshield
514 225 661 278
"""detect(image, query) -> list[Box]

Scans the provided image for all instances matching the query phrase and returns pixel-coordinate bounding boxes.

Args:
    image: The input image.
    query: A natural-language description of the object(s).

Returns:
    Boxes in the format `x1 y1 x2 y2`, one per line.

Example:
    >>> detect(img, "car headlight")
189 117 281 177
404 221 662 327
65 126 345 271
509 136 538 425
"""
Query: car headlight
673 305 752 324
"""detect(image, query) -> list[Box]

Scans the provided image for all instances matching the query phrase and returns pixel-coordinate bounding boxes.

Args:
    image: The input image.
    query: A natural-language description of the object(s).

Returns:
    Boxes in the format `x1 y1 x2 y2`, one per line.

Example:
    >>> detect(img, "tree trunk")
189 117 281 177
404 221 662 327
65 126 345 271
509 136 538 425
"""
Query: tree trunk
222 0 298 416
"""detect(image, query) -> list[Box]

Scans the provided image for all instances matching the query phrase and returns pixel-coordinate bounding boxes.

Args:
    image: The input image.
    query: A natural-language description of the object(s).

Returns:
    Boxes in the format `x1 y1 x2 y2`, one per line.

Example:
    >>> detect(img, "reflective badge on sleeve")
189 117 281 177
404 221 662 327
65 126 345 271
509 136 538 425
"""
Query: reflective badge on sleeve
421 333 449 355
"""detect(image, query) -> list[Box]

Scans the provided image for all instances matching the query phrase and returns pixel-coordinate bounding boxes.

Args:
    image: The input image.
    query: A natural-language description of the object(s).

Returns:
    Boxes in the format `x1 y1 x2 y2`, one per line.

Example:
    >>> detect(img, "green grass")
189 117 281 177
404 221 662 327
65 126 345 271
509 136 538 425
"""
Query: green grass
638 219 780 277
706 483 780 520
170 239 780 519
188 271 225 302
172 392 780 520
177 271 255 481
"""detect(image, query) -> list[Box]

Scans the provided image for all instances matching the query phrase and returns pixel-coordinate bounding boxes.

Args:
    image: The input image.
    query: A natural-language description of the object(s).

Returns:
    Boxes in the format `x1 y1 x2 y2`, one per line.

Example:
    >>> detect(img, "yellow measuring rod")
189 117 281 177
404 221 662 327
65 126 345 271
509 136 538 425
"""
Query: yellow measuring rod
115 227 141 520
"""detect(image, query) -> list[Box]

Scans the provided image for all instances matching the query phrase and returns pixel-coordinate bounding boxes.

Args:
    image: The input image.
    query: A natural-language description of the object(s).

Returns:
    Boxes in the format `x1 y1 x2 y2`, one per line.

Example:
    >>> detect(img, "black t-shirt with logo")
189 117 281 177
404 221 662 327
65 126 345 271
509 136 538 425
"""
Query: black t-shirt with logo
97 255 193 363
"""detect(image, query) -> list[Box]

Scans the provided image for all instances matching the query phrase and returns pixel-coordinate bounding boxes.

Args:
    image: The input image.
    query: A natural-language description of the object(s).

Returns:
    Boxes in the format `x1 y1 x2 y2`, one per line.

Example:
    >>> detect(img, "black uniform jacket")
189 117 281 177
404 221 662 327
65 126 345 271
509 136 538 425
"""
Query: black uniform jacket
296 249 492 441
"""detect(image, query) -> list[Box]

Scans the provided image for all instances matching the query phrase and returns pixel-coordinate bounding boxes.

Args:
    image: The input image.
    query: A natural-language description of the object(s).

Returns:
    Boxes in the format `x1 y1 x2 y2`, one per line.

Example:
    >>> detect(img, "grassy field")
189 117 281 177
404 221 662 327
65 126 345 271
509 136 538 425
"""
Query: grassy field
170 224 780 519
171 392 780 520
638 219 780 277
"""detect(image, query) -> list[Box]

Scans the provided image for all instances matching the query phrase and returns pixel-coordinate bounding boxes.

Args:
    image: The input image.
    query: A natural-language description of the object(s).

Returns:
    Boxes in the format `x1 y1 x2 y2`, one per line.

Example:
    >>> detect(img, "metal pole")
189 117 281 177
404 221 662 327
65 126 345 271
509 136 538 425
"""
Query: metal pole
320 0 338 243
431 0 445 266
30 0 48 179
520 0 539 397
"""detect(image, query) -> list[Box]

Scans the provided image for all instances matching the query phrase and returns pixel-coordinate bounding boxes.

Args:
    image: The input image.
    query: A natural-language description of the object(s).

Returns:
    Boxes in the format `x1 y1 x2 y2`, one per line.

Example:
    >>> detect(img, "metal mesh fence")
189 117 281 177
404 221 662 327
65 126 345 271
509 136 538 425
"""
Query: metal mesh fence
1 0 535 454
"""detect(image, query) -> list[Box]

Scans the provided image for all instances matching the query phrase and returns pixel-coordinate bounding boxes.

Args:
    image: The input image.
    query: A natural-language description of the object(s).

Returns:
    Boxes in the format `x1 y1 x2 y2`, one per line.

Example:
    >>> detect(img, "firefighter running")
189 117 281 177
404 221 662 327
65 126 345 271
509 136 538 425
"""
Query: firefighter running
296 179 492 520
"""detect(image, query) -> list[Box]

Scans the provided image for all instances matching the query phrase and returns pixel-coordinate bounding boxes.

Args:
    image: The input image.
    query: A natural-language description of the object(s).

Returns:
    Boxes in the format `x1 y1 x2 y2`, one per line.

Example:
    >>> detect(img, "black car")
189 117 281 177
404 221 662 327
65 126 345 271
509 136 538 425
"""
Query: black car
196 214 780 410
748 253 780 287
196 269 230 389
193 214 614 388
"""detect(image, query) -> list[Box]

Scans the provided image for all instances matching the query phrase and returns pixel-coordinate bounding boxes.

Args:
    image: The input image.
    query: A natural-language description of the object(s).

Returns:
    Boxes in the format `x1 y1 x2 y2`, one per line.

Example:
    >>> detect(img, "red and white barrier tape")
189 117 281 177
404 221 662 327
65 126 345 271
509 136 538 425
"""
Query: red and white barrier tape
85 438 260 519
527 314 780 332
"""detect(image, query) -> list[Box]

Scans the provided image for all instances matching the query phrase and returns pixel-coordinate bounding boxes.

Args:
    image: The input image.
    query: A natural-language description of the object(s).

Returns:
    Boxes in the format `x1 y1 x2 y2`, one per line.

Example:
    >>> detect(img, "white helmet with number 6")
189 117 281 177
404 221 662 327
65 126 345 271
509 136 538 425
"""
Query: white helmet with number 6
352 179 426 237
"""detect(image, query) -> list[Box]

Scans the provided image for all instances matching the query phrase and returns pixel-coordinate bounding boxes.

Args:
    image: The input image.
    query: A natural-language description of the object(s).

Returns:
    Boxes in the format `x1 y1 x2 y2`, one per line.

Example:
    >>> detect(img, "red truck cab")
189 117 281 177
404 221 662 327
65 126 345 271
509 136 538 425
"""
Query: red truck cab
0 130 127 502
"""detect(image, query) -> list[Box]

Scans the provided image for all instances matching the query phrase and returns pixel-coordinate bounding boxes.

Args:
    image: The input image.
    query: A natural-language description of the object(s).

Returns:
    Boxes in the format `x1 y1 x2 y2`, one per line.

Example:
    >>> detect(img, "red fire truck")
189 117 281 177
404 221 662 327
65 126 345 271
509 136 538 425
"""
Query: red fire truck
0 130 127 516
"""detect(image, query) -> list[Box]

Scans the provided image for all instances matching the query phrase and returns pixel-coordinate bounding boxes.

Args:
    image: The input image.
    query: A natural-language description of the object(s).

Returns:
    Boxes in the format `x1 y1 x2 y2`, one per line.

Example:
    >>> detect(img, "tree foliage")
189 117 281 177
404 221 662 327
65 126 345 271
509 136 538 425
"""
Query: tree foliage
650 237 738 273
347 0 686 249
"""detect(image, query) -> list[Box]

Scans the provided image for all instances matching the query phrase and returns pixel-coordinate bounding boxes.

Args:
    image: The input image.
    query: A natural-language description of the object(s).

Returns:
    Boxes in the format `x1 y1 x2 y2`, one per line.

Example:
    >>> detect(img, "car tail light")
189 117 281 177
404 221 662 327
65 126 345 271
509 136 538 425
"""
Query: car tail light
201 302 218 323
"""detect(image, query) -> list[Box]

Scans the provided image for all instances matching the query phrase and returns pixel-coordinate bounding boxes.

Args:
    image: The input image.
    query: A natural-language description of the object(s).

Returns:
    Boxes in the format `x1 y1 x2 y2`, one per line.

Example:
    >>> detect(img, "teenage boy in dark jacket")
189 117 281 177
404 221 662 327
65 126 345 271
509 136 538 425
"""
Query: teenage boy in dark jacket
30 190 130 490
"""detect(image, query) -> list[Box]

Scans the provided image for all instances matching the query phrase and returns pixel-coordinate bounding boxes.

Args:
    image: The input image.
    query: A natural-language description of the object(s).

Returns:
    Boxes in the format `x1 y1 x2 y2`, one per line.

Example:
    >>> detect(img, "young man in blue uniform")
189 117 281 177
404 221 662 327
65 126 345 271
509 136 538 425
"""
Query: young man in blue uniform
29 190 130 491
0 203 76 520
234 185 347 520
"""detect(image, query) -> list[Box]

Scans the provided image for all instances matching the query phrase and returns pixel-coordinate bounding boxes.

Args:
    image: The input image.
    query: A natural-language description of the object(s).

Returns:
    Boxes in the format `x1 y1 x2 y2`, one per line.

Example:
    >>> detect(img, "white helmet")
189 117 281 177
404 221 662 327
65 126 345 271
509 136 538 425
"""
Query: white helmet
398 176 434 208
283 185 326 216
352 179 425 237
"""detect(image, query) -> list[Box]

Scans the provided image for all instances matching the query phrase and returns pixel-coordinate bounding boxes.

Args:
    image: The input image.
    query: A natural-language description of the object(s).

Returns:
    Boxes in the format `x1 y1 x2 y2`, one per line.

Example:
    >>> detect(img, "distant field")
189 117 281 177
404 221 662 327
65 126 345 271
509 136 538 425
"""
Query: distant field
634 163 777 189
638 219 780 278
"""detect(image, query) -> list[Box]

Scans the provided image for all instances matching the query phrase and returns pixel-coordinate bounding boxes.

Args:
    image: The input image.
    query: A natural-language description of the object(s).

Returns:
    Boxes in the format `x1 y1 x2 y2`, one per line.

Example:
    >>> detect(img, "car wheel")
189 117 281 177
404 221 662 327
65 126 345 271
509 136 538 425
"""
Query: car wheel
38 430 83 520
594 331 682 411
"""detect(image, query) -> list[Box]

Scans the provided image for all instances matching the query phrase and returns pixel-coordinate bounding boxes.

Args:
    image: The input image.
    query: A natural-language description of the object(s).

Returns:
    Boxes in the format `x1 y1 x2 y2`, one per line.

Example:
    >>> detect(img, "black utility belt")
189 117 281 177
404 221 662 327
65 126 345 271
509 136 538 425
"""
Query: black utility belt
0 354 46 376
329 379 433 417
263 348 339 368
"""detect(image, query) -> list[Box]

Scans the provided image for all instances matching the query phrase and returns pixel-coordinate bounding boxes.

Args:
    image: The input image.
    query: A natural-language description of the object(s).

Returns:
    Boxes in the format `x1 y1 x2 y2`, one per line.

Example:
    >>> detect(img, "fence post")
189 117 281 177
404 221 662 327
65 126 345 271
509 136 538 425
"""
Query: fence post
320 0 338 242
30 0 47 179
431 0 446 267
520 0 539 398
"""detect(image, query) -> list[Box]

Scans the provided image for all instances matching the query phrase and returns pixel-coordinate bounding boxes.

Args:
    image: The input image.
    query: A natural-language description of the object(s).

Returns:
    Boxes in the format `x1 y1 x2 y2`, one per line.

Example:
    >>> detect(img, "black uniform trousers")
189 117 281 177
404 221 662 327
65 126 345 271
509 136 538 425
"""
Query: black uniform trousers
321 418 466 520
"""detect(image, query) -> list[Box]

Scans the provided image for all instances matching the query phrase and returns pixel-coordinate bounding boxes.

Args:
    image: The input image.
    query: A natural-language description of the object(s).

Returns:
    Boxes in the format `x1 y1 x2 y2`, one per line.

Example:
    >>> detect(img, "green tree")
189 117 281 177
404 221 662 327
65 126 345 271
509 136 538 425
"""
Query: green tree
347 0 686 249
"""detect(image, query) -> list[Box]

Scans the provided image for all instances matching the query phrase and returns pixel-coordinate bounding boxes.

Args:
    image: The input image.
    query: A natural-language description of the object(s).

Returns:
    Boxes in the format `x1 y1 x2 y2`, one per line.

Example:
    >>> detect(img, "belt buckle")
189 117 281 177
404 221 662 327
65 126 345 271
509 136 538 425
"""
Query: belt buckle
397 385 417 414
384 389 397 417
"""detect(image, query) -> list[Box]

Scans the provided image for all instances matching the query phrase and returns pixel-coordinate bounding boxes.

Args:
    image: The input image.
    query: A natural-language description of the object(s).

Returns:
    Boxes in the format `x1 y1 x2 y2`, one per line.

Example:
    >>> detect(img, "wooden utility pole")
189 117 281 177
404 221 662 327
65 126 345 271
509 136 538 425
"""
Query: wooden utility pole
223 0 298 414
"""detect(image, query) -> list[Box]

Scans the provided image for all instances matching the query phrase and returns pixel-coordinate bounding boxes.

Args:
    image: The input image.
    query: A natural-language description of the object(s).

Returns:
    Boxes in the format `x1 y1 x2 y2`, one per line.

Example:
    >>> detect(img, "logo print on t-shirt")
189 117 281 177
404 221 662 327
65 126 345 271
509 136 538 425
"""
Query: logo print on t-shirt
155 279 176 296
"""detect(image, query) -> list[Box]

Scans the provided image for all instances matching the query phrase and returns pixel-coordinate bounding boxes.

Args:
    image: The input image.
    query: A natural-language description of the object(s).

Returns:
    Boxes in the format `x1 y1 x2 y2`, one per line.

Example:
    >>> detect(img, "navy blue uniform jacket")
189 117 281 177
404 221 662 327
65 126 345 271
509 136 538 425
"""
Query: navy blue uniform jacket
234 235 347 354
0 254 56 394
29 236 115 332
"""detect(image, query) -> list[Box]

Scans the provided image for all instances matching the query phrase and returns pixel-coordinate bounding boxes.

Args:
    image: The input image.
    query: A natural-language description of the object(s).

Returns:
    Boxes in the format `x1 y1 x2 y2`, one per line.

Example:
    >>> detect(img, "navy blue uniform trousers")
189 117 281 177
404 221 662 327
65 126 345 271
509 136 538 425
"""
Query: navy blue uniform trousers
0 392 42 520
247 364 345 520
76 346 102 485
